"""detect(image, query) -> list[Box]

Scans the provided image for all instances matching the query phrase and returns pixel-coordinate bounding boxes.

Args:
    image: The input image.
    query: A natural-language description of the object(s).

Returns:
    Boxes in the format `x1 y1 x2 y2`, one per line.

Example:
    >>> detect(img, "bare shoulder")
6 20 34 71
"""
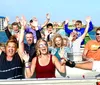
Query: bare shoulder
52 55 58 64
31 57 37 64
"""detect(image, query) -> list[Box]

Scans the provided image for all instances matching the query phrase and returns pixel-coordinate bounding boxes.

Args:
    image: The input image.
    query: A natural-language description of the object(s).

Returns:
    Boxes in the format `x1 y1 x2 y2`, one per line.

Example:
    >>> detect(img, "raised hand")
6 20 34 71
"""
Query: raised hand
72 20 76 25
4 16 9 27
20 16 27 27
86 16 91 23
46 13 50 20
65 19 69 24
16 16 20 23
59 47 65 58
32 17 38 27
22 51 29 62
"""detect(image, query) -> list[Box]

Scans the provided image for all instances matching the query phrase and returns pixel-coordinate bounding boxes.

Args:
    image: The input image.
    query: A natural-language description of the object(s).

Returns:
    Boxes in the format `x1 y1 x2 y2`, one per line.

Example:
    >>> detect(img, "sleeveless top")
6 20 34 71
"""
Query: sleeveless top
35 55 55 78
0 52 24 79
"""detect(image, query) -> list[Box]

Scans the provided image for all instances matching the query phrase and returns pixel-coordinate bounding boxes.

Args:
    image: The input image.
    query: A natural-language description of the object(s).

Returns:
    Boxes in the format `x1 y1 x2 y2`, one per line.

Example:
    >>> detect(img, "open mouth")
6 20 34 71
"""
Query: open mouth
41 48 47 52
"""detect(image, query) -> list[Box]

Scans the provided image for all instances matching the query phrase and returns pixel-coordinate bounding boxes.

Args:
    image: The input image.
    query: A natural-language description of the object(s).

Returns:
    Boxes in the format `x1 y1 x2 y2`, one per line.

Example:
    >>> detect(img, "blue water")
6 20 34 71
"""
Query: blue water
0 31 96 43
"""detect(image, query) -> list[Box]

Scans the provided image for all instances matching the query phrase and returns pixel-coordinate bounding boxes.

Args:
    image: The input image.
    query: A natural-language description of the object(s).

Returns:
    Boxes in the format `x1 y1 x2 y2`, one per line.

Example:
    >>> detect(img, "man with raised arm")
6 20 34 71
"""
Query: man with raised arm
64 17 93 45
25 13 50 43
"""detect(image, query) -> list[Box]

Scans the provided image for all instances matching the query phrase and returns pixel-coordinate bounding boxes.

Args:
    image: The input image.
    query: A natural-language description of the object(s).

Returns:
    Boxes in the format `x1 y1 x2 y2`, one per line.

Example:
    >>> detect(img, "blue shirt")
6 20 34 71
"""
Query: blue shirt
64 21 93 45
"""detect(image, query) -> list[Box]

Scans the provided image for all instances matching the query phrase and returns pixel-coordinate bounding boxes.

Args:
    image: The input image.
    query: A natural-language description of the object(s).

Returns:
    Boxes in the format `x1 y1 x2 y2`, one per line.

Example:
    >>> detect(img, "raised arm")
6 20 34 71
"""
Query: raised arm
88 17 94 32
4 17 12 39
18 16 27 58
41 13 50 28
80 16 90 40
24 56 36 78
64 19 73 35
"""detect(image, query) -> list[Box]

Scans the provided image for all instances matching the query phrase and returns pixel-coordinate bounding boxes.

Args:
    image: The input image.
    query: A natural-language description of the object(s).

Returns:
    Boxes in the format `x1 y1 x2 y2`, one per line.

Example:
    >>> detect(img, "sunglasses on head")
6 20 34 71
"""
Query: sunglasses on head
96 33 100 35
39 43 47 48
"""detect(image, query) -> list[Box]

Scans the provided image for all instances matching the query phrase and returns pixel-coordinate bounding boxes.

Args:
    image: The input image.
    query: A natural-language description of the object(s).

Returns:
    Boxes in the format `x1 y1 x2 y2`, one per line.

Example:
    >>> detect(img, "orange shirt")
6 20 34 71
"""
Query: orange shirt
85 40 100 60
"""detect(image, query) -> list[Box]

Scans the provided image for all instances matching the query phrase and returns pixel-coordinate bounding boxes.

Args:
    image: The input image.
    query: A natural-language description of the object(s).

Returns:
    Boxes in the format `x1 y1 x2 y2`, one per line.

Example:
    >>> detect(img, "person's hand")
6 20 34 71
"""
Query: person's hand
65 19 69 24
16 16 20 23
85 16 91 23
32 17 38 27
88 58 94 62
60 58 66 65
4 17 9 27
20 16 27 27
22 51 29 62
46 13 50 20
59 47 65 58
72 20 76 25
66 60 76 67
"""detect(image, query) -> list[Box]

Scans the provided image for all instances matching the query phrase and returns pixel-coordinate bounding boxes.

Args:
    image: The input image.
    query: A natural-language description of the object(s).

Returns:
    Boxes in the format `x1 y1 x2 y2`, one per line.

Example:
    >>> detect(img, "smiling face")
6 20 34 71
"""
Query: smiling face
6 42 17 57
12 25 19 32
75 20 82 30
37 40 48 55
26 33 34 45
70 31 78 41
54 37 63 48
47 26 53 33
96 30 100 42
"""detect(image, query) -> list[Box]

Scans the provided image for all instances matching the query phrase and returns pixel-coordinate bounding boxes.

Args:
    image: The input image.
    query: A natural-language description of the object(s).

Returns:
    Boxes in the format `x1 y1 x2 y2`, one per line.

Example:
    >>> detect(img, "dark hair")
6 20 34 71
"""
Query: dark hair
11 22 19 26
76 20 82 24
96 27 100 32
47 23 53 28
26 32 33 35
30 19 33 23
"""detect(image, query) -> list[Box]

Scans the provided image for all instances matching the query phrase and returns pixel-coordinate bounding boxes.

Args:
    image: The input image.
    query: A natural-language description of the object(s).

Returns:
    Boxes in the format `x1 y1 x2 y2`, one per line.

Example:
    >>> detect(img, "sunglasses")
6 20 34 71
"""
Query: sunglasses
39 43 47 48
96 33 100 35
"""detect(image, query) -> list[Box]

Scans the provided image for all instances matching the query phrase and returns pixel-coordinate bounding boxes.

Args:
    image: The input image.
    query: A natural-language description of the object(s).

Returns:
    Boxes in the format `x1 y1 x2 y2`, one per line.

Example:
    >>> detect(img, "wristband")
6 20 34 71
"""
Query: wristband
25 62 30 68
25 66 30 68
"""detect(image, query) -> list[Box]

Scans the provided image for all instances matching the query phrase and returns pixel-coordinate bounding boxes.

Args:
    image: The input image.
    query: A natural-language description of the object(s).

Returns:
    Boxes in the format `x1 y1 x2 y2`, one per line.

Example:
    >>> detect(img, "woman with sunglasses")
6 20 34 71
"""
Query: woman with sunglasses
19 19 66 78
21 39 66 78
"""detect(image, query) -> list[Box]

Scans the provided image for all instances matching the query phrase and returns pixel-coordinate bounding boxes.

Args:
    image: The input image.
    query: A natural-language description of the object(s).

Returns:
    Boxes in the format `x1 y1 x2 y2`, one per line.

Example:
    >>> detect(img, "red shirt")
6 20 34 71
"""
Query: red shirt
36 55 55 78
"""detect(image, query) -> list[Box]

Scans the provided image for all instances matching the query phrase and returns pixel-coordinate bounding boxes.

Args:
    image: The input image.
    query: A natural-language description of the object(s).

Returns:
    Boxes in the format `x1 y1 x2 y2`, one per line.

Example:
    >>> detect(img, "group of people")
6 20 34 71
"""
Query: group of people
0 13 100 79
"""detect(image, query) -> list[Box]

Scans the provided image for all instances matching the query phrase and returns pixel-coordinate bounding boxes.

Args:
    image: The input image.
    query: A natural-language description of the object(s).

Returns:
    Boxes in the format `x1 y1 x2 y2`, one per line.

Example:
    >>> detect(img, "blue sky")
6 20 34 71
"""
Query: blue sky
0 0 100 26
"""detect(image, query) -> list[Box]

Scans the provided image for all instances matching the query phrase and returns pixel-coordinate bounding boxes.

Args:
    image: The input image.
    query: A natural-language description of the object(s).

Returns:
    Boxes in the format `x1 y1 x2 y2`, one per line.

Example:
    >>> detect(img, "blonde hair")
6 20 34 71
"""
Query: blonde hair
52 34 63 48
35 39 49 56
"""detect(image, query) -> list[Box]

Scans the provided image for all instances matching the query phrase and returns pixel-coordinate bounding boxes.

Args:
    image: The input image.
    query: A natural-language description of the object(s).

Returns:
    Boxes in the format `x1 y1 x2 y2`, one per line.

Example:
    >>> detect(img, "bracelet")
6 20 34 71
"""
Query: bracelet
25 66 30 68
